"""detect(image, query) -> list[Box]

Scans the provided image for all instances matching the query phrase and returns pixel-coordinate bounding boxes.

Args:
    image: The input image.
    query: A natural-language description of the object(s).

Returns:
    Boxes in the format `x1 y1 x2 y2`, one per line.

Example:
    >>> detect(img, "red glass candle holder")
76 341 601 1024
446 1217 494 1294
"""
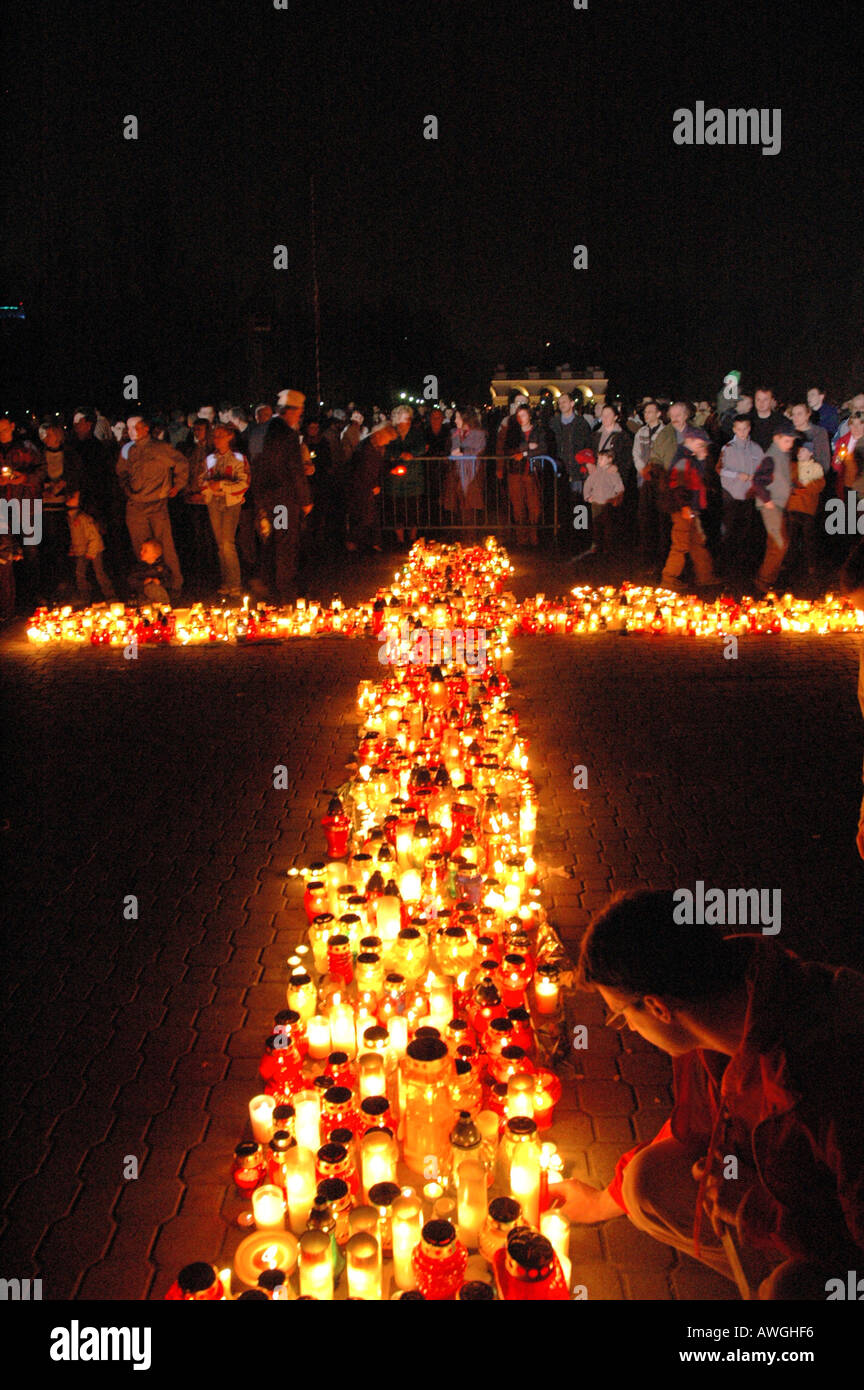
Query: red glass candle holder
412 1220 468 1301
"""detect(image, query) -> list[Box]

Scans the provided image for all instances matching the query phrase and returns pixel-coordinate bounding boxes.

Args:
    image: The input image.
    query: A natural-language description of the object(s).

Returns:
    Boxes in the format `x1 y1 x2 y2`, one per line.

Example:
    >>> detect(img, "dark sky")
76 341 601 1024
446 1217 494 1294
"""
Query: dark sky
3 0 862 410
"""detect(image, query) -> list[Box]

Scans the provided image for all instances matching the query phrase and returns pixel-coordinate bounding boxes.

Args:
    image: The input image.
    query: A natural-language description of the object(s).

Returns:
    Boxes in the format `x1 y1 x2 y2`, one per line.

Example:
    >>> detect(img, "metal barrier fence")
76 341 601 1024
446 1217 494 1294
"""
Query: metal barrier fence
379 455 568 540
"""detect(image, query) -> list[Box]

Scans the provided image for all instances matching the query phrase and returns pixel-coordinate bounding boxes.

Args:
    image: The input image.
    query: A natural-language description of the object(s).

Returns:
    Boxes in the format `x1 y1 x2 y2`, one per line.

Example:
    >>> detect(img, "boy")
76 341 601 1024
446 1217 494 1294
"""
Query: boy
580 448 624 558
66 489 115 601
129 539 172 607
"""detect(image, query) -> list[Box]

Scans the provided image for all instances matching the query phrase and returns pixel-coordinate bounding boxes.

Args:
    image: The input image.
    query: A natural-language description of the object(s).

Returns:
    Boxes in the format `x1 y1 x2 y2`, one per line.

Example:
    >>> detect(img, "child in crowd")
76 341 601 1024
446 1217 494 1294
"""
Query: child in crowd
785 440 825 579
129 539 173 607
66 490 115 601
581 448 624 557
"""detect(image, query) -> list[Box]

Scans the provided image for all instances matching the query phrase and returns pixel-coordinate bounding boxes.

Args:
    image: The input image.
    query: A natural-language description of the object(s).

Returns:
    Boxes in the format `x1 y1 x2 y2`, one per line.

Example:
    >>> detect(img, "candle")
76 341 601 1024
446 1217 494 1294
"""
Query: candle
506 1073 535 1121
361 1129 398 1199
456 1160 487 1251
391 1194 423 1290
399 869 422 904
358 1052 387 1100
376 895 401 943
534 964 560 1015
283 1146 317 1235
329 999 357 1058
218 1267 233 1300
509 1143 541 1229
346 1232 382 1300
299 1230 334 1300
389 1016 409 1058
396 828 413 870
307 1015 331 1060
249 1094 276 1145
540 1209 572 1288
252 1184 286 1230
293 1090 321 1153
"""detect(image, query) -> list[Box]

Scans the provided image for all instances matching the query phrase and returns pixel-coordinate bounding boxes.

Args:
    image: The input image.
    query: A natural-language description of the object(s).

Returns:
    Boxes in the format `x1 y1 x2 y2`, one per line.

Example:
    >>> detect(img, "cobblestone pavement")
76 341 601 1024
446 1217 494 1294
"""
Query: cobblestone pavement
2 548 862 1301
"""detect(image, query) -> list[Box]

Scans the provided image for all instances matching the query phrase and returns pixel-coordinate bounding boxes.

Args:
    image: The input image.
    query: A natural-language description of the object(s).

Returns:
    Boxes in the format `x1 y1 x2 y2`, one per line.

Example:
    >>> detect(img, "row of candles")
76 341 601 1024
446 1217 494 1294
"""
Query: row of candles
167 541 578 1299
26 536 864 644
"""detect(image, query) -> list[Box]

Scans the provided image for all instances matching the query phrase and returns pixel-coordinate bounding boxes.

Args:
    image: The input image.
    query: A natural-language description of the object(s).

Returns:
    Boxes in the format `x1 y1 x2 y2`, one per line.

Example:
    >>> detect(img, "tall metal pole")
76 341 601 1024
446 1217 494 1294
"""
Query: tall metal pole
310 174 322 406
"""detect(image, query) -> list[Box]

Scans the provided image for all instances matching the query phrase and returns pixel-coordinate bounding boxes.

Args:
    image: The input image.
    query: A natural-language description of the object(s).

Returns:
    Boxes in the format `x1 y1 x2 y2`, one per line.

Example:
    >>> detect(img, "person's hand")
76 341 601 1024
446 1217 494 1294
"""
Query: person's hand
738 472 749 483
548 1178 621 1224
763 499 775 510
681 505 693 520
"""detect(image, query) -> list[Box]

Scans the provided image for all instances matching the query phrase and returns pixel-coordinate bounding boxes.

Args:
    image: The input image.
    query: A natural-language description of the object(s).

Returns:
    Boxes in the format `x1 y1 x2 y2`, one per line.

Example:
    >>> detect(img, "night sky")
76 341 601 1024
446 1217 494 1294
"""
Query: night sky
3 0 861 411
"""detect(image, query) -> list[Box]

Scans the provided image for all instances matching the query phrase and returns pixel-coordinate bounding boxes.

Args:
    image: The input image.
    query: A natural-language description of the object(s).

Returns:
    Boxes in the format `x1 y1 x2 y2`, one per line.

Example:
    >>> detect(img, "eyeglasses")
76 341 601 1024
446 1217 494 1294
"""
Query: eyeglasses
604 997 643 1029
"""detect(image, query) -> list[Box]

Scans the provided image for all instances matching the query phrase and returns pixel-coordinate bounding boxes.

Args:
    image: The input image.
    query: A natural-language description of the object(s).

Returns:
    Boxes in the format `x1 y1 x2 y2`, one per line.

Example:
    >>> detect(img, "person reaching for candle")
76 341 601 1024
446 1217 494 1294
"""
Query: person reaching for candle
549 889 864 1300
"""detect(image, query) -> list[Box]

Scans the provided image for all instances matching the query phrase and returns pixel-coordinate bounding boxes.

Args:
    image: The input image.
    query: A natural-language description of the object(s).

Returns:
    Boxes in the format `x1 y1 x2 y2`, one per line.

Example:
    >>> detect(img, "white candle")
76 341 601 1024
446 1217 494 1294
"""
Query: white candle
346 1232 382 1300
361 1130 398 1200
534 976 560 1015
456 1160 487 1251
540 1209 572 1288
395 829 413 870
252 1184 286 1230
299 1230 334 1300
293 1091 321 1155
399 869 422 904
307 1014 331 1060
509 1144 541 1229
329 1000 357 1058
389 1016 409 1057
249 1094 276 1145
283 1146 317 1236
376 895 402 944
358 1052 387 1100
326 860 349 913
391 1194 423 1290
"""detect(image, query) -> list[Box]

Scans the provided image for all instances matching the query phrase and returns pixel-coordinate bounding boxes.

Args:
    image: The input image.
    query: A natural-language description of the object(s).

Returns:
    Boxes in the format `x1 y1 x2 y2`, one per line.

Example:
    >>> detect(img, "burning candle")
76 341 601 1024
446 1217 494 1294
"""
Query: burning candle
456 1160 487 1251
534 963 560 1015
358 1052 387 1100
307 1015 331 1060
293 1090 321 1155
376 895 402 944
361 1129 398 1199
509 1142 541 1229
249 1094 277 1145
346 1232 382 1300
506 1073 535 1121
329 999 357 1058
252 1184 286 1231
390 1194 423 1290
298 1230 334 1300
283 1146 317 1235
389 1015 409 1057
540 1209 572 1288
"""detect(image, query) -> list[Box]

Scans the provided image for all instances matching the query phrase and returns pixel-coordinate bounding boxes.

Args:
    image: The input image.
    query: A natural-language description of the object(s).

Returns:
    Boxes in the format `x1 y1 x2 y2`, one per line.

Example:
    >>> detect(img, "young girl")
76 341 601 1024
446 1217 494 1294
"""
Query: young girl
66 489 115 601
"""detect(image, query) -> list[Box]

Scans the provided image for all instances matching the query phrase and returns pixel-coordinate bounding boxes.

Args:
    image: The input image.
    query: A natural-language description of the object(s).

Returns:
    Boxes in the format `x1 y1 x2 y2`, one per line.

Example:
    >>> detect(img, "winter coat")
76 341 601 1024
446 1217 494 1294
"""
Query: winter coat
385 424 427 499
254 416 312 511
117 439 188 507
787 459 825 515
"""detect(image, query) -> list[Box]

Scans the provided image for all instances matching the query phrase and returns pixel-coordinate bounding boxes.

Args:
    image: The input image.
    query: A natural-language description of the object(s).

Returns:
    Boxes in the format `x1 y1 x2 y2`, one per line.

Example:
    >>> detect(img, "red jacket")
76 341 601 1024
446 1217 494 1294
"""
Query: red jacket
609 937 864 1264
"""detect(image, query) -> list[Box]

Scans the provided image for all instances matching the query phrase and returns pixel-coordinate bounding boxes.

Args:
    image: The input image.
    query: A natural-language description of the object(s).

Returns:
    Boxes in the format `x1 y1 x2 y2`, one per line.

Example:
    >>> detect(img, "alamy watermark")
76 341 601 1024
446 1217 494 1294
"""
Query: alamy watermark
672 882 781 935
378 619 488 670
673 103 781 156
0 497 42 544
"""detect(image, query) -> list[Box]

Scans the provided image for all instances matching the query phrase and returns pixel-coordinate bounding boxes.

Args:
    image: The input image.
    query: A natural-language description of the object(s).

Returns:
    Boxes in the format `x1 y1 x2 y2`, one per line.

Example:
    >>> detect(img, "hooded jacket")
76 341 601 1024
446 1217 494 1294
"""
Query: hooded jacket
608 937 864 1266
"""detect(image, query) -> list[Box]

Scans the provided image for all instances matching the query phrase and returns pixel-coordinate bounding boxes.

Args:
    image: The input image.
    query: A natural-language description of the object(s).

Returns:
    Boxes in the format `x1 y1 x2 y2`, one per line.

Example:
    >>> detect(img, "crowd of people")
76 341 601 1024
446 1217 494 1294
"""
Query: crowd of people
1 382 863 619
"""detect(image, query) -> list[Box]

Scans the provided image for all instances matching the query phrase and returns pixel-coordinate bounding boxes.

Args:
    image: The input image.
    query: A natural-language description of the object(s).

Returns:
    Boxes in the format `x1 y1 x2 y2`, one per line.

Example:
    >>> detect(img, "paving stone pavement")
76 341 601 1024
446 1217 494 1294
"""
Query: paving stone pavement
2 549 862 1301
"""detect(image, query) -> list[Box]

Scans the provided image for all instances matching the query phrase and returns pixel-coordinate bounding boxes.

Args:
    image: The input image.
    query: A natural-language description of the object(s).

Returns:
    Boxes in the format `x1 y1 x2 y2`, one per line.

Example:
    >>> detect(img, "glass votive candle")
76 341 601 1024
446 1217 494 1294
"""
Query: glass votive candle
361 1129 399 1200
252 1184 286 1230
249 1094 276 1145
293 1090 322 1153
298 1230 333 1301
368 1180 403 1254
346 1232 382 1300
307 1015 331 1060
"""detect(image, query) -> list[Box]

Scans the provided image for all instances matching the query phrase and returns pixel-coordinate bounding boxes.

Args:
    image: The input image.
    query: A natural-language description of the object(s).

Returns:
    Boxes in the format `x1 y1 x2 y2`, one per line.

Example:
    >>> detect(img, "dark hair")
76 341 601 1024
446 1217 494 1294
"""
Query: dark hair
577 890 746 1003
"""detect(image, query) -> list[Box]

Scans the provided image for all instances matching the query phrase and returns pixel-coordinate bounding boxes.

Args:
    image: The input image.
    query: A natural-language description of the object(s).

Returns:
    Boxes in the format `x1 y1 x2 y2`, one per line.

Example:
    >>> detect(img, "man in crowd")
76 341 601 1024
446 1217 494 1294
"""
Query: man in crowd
253 388 313 603
747 387 789 453
632 399 666 570
807 386 840 441
718 415 762 580
551 889 864 1300
751 421 795 594
788 401 831 476
116 415 188 598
